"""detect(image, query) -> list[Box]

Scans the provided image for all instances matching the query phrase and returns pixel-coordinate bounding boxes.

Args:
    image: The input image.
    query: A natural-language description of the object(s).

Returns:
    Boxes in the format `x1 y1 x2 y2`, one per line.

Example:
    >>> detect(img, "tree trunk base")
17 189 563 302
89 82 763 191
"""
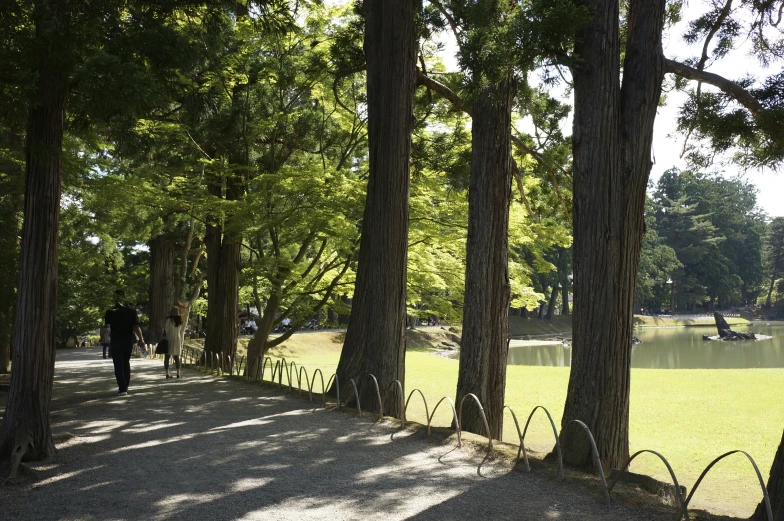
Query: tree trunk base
1 461 45 484
0 426 55 482
558 422 599 470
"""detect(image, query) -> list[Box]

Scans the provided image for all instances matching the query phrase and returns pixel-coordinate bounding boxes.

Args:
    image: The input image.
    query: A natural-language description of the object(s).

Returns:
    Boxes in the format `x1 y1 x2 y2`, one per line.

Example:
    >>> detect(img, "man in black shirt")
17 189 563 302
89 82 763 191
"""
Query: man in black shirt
104 291 146 396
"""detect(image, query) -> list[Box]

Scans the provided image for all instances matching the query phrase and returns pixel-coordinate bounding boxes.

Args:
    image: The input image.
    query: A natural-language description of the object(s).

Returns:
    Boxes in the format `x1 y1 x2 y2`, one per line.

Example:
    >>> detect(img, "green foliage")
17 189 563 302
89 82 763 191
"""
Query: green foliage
673 1 784 168
408 150 468 321
433 0 588 97
763 217 784 305
636 199 682 310
4 0 583 343
649 168 766 310
57 204 123 343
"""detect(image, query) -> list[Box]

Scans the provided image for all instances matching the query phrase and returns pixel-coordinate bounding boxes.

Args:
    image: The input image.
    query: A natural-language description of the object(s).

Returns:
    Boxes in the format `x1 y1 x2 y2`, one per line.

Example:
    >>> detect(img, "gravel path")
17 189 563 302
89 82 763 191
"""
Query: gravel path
1 348 674 520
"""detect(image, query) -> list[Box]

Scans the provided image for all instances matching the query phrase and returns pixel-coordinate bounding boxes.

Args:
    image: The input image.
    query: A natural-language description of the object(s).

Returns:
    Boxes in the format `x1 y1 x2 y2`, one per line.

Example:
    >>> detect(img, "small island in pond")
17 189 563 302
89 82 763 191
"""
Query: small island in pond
702 312 773 341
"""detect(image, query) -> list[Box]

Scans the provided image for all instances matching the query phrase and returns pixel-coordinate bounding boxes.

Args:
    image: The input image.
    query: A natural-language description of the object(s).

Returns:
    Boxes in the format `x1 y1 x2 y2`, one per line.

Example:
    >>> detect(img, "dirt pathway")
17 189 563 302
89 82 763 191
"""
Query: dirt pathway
1 348 674 520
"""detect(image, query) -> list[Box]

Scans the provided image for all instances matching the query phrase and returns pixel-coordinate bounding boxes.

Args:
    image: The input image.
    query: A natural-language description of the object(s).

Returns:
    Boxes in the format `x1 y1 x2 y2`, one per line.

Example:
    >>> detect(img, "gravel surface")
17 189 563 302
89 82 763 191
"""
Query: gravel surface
1 348 673 520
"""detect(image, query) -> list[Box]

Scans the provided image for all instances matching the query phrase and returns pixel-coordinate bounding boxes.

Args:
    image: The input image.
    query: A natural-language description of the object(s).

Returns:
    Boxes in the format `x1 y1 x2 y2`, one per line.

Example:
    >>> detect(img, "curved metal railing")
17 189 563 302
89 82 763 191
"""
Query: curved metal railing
158 346 776 519
458 393 494 459
387 380 406 427
286 361 297 393
348 378 361 417
608 449 688 520
684 450 773 521
565 420 610 505
310 369 326 407
521 405 564 480
427 396 461 448
326 373 340 410
297 366 309 399
503 405 529 472
405 389 430 430
366 374 384 421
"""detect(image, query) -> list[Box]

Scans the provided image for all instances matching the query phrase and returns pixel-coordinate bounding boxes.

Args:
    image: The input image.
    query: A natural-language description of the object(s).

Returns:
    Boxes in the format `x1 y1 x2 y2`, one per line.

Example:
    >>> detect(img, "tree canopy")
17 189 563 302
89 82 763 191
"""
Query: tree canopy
2 2 784 516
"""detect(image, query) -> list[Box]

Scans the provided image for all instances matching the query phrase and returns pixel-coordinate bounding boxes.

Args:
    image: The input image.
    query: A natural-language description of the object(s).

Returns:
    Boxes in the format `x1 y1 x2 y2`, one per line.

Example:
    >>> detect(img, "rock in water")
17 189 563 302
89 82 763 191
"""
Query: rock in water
713 311 756 340
714 311 733 337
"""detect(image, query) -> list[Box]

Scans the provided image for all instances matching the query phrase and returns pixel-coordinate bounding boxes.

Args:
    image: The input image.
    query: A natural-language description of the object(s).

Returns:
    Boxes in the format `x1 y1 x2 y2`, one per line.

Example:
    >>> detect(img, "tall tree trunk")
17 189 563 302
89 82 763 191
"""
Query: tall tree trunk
546 281 559 320
766 276 776 308
0 11 68 468
756 429 784 520
205 175 241 366
245 278 282 366
0 130 23 374
338 295 351 327
561 283 570 316
205 227 239 364
148 235 176 344
175 216 203 345
455 77 515 439
330 0 416 417
559 0 665 469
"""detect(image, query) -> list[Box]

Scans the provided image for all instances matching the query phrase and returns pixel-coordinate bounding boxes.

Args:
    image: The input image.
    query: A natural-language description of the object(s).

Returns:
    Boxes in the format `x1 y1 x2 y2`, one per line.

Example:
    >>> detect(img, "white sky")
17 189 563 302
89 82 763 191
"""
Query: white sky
430 2 783 217
653 4 783 217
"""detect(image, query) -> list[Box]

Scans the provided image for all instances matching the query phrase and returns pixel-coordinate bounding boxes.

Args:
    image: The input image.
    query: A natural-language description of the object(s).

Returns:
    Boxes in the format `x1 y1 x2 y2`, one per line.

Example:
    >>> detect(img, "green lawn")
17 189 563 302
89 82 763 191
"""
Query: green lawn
242 335 781 518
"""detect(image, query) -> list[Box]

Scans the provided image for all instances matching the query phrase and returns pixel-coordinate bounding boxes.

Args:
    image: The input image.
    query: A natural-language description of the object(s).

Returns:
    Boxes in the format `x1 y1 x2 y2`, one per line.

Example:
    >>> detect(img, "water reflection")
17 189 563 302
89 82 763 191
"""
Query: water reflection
505 325 784 369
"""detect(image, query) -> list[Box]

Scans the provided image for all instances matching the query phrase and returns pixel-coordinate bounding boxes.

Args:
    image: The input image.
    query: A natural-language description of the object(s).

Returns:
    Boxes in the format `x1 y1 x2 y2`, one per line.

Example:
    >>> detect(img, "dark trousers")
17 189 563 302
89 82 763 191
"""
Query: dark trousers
102 343 110 359
164 355 180 371
111 336 134 392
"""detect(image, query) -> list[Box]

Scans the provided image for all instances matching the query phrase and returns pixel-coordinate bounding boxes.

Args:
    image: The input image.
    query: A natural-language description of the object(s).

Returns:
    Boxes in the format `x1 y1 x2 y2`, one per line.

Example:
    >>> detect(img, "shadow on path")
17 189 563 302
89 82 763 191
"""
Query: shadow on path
0 348 672 520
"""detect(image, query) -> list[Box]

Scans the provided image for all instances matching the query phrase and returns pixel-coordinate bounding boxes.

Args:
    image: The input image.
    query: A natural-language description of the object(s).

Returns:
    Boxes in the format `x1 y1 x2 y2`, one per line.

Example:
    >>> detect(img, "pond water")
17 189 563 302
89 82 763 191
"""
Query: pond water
506 324 784 369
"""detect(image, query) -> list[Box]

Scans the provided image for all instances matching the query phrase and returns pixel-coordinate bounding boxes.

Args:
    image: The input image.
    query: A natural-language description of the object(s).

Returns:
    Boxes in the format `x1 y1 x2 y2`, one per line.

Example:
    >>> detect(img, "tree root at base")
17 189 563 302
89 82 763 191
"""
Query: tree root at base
0 433 56 484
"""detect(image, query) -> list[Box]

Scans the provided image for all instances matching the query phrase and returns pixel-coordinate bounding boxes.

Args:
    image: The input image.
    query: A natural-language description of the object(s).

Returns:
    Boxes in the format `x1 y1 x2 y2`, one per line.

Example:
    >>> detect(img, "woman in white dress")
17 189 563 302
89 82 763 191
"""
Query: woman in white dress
163 305 184 379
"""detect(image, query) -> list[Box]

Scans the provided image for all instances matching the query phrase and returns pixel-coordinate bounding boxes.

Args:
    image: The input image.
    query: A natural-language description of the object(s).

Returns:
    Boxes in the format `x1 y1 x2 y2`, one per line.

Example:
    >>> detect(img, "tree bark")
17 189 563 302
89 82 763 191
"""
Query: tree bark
766 276 776 308
245 272 283 366
0 130 23 374
559 0 666 469
546 281 559 320
148 235 176 344
330 0 416 418
561 283 570 316
338 295 351 327
455 78 515 439
756 429 784 520
205 176 241 366
175 217 205 345
0 8 68 468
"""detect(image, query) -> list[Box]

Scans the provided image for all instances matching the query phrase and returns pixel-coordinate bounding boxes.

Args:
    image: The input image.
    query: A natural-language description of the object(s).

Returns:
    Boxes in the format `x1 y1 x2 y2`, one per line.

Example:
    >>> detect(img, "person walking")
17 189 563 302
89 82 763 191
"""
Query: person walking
100 324 111 359
104 290 146 396
163 305 183 379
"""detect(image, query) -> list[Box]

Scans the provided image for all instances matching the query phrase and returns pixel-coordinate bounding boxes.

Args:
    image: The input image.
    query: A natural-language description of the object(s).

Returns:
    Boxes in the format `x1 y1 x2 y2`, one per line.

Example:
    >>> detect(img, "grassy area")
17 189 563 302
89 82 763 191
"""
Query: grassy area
214 331 778 518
